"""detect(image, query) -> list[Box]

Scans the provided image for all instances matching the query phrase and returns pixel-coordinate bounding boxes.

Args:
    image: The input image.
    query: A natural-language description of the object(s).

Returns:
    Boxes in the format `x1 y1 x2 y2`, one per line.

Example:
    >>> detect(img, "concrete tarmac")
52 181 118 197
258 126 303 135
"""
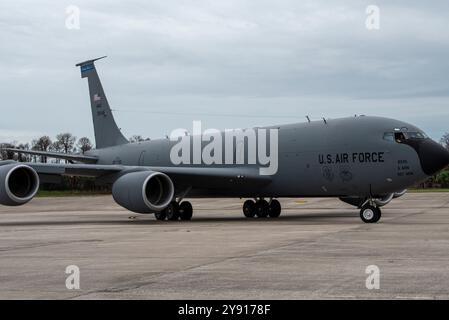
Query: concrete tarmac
0 193 448 299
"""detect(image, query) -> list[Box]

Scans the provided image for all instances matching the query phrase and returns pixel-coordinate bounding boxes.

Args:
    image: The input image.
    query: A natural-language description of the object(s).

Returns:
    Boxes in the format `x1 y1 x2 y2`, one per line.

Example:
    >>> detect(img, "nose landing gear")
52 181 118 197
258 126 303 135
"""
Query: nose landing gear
359 203 381 223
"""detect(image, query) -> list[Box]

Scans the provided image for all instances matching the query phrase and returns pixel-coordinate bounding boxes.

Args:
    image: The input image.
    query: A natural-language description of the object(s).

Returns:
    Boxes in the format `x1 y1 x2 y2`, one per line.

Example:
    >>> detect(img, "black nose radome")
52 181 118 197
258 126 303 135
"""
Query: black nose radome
418 140 449 176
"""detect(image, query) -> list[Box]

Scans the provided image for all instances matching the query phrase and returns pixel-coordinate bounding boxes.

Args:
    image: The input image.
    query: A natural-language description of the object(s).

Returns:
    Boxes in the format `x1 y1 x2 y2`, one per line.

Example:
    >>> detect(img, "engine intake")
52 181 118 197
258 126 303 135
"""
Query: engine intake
0 163 40 206
112 170 174 213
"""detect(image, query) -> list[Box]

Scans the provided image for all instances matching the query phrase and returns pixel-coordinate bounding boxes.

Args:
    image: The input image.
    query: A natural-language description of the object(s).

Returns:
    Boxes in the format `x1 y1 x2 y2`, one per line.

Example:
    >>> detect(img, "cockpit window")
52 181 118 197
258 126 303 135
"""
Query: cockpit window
383 132 395 142
394 132 406 143
385 131 428 143
404 131 428 139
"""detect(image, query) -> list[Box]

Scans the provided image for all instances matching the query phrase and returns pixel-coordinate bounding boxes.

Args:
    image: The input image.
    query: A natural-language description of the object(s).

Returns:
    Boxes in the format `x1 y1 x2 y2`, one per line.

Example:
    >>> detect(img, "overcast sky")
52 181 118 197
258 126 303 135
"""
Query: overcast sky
0 0 448 146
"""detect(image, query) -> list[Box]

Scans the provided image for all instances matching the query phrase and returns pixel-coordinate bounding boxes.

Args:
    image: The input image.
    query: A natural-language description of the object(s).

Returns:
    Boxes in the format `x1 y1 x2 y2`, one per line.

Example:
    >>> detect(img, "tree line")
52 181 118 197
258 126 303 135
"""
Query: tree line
0 133 93 163
0 133 150 192
421 132 449 188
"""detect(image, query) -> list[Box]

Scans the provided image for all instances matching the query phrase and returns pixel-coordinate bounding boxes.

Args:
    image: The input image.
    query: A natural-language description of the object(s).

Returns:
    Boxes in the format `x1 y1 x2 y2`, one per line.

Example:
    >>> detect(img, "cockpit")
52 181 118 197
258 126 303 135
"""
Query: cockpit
383 129 429 143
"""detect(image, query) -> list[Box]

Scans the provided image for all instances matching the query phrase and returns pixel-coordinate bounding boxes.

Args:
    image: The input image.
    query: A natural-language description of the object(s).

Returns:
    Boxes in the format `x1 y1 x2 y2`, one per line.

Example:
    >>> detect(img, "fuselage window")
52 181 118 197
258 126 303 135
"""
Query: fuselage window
383 132 395 142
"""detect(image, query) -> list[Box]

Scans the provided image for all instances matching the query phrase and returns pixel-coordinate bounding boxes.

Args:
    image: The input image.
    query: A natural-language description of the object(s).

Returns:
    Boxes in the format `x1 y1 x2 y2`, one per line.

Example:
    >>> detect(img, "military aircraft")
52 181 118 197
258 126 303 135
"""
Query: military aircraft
1 57 448 223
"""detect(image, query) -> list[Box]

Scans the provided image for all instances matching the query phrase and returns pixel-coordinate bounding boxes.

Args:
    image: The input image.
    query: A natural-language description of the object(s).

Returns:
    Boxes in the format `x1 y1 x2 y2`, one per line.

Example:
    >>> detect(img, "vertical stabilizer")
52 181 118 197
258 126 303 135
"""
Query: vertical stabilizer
76 57 128 149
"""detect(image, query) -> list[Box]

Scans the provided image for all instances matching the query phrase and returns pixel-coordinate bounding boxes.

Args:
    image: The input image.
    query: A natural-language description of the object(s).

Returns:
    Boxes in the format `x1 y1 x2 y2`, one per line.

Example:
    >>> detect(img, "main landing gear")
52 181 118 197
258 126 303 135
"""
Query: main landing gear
359 203 381 223
243 198 281 218
155 200 193 221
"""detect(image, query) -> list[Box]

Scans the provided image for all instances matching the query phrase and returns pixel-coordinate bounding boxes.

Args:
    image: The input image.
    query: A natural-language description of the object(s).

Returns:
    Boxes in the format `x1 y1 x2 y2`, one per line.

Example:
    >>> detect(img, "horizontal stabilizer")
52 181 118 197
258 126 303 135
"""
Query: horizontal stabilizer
75 56 107 67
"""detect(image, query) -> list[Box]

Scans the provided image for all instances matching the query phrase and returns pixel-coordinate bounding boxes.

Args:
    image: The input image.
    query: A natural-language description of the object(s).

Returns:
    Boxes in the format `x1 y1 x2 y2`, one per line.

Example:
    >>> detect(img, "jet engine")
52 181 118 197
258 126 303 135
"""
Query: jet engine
0 163 40 206
112 170 174 213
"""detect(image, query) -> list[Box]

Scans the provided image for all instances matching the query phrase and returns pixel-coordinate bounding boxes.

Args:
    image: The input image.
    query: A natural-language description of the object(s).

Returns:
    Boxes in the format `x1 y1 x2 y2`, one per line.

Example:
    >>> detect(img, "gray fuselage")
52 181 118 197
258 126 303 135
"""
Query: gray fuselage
86 116 432 198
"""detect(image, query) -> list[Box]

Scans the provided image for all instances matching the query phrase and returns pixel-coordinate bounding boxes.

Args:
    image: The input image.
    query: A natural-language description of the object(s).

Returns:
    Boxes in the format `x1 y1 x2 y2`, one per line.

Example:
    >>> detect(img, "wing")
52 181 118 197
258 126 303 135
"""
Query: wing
29 162 123 177
24 162 271 188
25 162 124 184
150 166 271 189
3 148 97 164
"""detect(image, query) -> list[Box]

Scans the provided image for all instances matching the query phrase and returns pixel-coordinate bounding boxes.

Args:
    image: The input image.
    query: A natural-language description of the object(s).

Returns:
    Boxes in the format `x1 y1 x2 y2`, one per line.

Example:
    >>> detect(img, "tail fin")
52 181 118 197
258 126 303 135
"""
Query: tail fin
76 56 128 149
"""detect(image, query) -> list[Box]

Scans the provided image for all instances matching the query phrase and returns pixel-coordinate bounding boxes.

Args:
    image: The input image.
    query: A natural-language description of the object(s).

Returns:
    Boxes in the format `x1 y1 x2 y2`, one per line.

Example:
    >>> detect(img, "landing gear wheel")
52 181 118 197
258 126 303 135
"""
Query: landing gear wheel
243 200 256 218
179 201 193 221
165 202 180 221
154 211 166 221
372 208 382 223
255 200 269 218
360 204 381 223
268 199 281 218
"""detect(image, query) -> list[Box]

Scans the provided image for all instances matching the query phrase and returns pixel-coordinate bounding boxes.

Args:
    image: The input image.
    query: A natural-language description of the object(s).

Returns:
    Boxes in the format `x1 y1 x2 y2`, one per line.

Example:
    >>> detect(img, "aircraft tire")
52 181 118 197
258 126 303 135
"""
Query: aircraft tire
255 200 269 218
360 205 381 223
154 211 166 221
268 199 281 218
243 200 256 218
165 202 180 221
179 201 193 221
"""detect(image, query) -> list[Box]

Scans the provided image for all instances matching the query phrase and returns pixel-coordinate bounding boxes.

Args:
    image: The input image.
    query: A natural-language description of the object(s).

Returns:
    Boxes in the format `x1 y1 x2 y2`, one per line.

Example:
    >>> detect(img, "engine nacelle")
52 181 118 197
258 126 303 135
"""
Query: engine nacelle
0 163 40 206
112 170 174 213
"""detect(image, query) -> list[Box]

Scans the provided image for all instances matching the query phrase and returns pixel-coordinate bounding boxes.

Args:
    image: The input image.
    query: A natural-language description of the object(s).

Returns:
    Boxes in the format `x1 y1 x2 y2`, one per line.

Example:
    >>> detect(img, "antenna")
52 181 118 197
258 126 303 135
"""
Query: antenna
322 117 327 124
306 116 311 123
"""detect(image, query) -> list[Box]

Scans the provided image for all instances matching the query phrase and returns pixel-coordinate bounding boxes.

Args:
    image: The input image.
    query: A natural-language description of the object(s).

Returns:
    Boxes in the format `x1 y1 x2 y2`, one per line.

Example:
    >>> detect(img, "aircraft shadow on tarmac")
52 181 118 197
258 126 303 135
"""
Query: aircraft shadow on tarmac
0 212 357 227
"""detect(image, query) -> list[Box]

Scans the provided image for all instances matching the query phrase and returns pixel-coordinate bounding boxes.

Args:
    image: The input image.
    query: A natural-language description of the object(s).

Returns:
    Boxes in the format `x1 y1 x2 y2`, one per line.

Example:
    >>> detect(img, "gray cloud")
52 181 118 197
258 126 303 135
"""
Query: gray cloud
0 0 448 144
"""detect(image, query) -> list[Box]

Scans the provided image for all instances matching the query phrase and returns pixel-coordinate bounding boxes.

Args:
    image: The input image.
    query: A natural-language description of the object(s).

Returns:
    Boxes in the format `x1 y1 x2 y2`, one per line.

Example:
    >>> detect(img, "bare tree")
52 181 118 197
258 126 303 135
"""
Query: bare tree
16 143 30 162
56 133 76 154
37 136 52 151
50 140 62 163
440 132 449 150
55 133 76 163
77 137 93 154
31 135 52 163
50 140 62 152
129 135 146 143
0 143 16 160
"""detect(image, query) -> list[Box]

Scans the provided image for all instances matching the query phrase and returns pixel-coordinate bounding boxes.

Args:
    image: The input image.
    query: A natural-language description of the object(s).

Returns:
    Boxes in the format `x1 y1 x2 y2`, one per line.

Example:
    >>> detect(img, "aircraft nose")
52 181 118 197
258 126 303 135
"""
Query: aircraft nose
418 139 449 176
